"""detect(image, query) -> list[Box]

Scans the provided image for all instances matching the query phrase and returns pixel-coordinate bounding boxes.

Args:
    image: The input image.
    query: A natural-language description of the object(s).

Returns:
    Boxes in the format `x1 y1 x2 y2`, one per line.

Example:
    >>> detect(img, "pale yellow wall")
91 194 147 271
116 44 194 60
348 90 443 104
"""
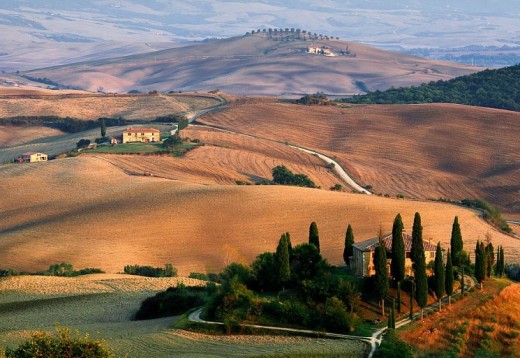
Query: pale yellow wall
365 250 436 277
122 131 160 143
27 153 47 162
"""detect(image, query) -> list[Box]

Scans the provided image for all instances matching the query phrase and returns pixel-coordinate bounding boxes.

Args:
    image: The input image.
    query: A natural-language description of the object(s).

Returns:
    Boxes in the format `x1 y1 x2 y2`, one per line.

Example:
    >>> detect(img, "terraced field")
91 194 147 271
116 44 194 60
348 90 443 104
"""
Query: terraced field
198 101 520 218
1 156 518 276
0 92 222 120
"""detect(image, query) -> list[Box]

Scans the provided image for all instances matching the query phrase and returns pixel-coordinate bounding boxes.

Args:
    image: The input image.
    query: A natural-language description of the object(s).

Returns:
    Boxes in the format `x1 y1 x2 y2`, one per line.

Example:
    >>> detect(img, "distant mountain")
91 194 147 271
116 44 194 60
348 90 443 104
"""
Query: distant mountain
1 1 520 71
23 32 477 96
344 64 520 112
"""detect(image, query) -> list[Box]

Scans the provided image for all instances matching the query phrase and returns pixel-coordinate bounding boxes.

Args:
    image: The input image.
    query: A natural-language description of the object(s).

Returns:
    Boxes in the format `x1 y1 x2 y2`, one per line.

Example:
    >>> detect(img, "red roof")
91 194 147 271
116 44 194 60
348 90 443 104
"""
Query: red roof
123 128 160 134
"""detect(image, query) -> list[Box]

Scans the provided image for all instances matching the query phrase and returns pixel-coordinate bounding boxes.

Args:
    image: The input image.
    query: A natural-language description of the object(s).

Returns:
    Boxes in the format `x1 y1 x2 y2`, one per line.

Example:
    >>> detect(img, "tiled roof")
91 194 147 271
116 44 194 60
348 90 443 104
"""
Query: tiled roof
22 152 39 156
353 232 437 253
123 127 160 134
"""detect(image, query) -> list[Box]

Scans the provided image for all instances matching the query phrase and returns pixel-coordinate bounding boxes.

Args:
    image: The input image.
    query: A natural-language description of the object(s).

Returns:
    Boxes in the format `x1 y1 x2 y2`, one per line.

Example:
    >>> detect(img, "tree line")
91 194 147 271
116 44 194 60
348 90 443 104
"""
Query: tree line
0 116 127 133
342 63 520 112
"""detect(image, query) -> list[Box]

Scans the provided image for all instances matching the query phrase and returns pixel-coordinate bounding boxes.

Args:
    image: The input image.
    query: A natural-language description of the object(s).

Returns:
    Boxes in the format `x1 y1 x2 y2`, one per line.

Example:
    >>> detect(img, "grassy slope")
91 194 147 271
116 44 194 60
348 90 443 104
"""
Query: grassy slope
397 279 520 357
0 126 64 147
1 156 518 276
25 33 477 94
0 92 222 120
198 101 520 218
0 274 367 358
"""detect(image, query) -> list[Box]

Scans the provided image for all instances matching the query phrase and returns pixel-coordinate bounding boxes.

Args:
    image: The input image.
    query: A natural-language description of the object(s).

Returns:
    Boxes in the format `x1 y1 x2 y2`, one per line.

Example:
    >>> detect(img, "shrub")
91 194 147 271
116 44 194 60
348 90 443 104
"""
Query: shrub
272 165 316 188
135 285 208 320
5 327 113 358
123 264 177 277
373 329 413 358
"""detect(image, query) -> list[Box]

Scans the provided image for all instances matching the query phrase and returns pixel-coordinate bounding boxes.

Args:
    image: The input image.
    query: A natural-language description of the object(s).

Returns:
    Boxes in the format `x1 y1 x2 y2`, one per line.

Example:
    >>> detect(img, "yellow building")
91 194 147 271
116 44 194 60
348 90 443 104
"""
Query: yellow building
352 232 437 277
20 152 48 163
122 127 160 143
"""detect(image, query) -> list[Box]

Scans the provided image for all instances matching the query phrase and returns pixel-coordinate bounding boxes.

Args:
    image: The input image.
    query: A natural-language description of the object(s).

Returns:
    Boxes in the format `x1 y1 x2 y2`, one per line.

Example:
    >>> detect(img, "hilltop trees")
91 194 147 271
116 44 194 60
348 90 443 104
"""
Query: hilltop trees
374 236 389 316
411 212 428 320
450 216 464 267
391 214 405 313
445 249 454 305
344 224 354 266
434 242 445 311
309 222 320 252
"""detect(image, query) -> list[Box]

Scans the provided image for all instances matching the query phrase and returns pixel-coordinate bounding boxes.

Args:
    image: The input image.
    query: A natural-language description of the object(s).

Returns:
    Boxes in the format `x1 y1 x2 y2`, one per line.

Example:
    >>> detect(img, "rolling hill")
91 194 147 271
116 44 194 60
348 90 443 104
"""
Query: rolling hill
197 101 520 219
1 156 518 275
23 32 478 96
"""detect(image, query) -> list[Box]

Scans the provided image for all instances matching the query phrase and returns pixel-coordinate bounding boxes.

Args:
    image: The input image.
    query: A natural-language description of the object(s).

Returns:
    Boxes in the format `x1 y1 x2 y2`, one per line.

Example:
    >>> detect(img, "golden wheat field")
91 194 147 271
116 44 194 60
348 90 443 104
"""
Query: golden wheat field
92 126 341 188
0 92 222 120
198 101 520 218
1 156 518 276
0 126 64 147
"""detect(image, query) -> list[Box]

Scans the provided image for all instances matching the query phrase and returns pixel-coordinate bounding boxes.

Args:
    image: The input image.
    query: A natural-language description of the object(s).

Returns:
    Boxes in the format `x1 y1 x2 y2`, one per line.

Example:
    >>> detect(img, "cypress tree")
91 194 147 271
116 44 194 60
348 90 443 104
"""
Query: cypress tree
434 242 445 311
374 237 389 316
445 249 454 305
276 233 291 290
391 214 405 313
411 212 424 266
475 240 486 289
100 118 106 138
485 242 494 278
411 212 427 320
501 246 506 276
388 298 396 329
344 224 354 266
450 216 463 267
309 221 320 252
495 245 501 277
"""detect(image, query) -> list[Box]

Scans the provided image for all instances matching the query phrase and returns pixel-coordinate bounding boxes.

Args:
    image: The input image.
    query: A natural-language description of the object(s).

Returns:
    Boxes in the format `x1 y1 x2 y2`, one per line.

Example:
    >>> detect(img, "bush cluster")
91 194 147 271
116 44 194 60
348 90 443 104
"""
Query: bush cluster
123 263 177 277
272 165 316 188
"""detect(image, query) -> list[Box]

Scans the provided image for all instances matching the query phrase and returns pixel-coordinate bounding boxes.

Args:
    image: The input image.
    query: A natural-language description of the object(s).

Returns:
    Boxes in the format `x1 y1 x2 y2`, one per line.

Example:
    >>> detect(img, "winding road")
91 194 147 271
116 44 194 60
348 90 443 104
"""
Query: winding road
186 100 371 194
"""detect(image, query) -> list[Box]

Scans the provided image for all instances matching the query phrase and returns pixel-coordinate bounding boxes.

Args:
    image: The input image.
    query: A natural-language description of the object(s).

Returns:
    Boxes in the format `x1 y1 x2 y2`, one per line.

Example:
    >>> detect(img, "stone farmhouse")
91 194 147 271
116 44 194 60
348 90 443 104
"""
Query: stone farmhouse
307 46 335 56
122 127 160 144
19 152 48 163
352 232 437 277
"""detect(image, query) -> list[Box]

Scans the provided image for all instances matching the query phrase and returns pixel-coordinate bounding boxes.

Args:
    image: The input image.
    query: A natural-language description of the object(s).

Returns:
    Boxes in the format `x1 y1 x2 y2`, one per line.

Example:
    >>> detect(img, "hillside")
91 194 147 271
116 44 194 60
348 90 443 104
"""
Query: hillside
0 92 223 120
23 32 477 95
1 156 518 275
197 101 520 218
344 64 520 111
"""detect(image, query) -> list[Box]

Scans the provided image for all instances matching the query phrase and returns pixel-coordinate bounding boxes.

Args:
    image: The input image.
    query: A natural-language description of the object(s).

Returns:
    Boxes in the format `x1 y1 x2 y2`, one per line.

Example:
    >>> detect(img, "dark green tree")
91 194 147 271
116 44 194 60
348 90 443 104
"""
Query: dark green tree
276 233 291 290
450 216 463 267
388 298 396 329
434 242 445 311
445 249 454 305
252 252 278 291
344 224 354 266
475 240 486 289
374 237 389 316
309 221 320 252
391 214 405 313
495 245 502 277
411 213 427 319
410 212 424 266
100 118 106 137
499 246 505 276
485 242 494 278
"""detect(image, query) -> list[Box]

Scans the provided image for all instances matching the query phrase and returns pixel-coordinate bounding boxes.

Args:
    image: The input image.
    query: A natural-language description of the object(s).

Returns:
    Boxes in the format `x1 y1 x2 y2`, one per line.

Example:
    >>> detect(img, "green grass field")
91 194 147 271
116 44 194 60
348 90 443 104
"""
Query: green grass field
89 142 165 154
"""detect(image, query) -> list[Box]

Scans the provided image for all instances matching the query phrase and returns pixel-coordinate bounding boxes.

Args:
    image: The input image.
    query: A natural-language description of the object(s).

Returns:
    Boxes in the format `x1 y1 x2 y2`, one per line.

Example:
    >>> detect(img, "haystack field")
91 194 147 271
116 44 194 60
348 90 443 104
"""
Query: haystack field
93 126 341 188
0 126 64 147
1 156 518 276
198 101 520 218
0 92 222 120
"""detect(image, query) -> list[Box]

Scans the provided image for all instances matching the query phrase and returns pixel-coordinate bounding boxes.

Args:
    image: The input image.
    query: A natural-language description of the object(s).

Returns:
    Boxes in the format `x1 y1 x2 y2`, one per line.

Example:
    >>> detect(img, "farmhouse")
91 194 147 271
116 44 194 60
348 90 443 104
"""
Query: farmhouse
352 232 437 277
19 152 48 163
307 46 335 56
122 127 160 143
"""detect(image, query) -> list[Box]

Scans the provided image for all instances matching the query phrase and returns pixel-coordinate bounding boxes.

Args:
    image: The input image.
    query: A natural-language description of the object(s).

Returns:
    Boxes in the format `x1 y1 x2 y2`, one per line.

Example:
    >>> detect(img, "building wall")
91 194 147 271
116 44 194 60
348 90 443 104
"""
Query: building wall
122 131 160 143
25 153 47 162
356 249 437 277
